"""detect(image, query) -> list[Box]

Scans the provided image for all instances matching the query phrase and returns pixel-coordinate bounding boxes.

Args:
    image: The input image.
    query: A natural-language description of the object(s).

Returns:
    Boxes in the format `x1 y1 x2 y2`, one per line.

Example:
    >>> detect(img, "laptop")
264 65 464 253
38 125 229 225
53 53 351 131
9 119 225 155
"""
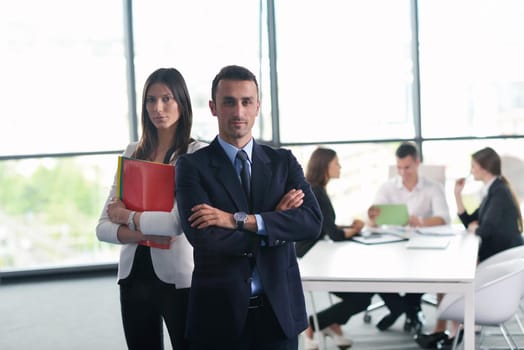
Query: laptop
374 203 409 226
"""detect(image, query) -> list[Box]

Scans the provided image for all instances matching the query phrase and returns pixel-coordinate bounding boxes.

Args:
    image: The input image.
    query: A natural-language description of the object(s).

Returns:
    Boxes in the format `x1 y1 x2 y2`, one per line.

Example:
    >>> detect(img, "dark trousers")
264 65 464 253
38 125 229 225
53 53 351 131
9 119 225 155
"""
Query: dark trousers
119 280 190 350
380 292 423 316
309 292 374 331
189 296 298 350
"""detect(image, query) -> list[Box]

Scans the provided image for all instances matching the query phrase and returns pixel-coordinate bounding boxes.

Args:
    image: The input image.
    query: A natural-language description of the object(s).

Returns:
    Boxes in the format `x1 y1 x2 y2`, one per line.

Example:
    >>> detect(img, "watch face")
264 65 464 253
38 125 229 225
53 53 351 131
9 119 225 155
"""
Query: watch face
234 212 248 222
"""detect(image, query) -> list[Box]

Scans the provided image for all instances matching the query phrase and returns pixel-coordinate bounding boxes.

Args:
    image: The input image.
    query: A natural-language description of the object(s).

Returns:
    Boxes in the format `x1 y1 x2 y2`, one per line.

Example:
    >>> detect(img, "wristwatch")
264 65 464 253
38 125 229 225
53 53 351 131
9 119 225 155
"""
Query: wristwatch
233 211 248 230
127 211 136 231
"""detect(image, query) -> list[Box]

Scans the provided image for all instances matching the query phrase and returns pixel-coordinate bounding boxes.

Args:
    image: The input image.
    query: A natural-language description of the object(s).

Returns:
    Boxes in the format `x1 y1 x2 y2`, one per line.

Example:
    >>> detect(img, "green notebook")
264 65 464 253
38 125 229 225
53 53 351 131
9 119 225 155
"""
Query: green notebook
375 204 409 226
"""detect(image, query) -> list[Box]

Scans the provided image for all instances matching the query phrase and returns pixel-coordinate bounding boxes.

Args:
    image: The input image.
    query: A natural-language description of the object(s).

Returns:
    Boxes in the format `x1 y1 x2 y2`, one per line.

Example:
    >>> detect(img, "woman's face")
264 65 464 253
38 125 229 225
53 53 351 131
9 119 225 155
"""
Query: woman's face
145 83 180 131
327 156 341 180
470 159 486 181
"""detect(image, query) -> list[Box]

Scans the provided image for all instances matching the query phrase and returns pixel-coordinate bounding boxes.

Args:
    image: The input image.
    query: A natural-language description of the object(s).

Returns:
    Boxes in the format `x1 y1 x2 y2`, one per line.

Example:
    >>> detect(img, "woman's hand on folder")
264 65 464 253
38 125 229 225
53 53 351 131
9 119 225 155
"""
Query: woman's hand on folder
107 198 128 224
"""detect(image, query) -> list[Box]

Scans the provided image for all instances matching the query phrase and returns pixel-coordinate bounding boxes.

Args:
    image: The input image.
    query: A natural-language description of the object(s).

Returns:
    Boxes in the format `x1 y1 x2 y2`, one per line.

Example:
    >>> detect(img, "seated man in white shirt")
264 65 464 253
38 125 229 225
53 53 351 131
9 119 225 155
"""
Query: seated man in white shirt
367 142 451 334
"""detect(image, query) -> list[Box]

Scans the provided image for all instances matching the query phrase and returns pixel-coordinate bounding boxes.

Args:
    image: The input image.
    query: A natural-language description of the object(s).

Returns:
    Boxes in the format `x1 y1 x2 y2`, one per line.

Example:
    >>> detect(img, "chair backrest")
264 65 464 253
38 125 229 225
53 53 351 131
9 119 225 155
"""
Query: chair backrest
388 164 446 186
437 258 524 326
500 155 524 199
477 245 524 271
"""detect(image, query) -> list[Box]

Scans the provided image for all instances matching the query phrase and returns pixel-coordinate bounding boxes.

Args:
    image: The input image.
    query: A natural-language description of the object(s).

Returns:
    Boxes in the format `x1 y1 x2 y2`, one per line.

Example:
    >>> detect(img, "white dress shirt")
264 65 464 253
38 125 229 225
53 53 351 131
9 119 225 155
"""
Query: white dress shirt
373 175 451 224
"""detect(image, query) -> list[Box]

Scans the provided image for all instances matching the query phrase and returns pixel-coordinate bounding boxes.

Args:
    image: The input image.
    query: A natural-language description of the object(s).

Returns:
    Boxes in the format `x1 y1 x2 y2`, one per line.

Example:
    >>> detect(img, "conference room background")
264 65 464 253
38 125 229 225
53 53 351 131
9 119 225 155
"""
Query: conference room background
1 0 524 273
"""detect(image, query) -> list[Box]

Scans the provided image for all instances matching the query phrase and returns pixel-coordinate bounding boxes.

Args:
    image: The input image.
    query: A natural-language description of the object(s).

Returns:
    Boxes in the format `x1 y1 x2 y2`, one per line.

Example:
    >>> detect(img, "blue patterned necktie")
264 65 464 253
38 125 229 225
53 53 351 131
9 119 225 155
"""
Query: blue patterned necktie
236 150 251 200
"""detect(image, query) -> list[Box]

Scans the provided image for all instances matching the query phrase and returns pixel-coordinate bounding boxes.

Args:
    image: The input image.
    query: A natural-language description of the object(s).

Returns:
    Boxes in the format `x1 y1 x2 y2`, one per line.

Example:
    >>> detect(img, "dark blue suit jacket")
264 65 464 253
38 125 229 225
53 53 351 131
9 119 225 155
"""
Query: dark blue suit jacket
459 177 523 262
175 138 322 341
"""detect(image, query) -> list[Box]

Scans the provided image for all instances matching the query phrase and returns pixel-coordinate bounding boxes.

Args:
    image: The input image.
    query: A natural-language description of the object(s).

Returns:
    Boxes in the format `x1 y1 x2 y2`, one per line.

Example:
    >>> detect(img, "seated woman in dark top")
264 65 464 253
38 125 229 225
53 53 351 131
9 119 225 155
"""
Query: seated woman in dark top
417 146 524 349
298 147 399 350
455 147 523 262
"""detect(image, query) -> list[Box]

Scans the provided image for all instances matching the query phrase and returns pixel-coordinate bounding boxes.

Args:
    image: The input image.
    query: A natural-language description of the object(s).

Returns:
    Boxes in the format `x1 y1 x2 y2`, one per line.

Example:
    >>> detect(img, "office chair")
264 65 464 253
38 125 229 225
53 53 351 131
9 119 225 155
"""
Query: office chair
362 164 445 324
437 258 524 350
476 245 524 337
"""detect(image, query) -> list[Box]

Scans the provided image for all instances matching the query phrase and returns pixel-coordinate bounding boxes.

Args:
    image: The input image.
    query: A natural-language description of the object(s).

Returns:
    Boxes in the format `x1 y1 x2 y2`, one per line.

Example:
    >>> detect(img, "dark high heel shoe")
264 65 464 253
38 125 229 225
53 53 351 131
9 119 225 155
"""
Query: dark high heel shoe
437 329 463 350
376 308 405 331
404 309 425 334
414 331 449 349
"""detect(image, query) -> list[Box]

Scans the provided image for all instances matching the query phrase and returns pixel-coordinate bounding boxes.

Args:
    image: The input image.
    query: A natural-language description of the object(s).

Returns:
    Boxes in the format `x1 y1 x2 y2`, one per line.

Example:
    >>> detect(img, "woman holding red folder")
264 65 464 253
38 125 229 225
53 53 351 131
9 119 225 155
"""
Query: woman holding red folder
96 68 206 350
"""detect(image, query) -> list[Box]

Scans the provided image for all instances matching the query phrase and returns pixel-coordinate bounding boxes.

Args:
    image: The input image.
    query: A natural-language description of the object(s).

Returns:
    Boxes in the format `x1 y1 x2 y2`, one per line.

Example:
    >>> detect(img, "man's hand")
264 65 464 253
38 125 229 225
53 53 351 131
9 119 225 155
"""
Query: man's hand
275 189 304 211
367 205 380 220
408 215 424 227
367 205 381 227
189 203 234 229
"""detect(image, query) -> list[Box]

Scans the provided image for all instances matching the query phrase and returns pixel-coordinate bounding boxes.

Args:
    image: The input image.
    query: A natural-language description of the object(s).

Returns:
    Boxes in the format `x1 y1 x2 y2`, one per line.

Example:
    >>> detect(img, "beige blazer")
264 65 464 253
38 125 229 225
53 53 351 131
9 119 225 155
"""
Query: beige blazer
96 140 207 287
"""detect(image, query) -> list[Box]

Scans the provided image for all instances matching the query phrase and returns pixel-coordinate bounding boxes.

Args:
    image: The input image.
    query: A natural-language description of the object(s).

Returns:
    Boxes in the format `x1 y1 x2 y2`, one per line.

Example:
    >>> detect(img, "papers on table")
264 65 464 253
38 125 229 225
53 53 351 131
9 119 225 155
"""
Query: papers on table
414 225 462 236
367 225 408 236
406 236 451 249
352 224 461 247
352 230 408 245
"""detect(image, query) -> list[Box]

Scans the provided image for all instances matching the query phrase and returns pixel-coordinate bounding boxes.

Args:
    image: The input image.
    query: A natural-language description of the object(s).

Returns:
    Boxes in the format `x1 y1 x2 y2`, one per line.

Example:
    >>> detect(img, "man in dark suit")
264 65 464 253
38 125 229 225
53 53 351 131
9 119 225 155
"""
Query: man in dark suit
175 65 322 350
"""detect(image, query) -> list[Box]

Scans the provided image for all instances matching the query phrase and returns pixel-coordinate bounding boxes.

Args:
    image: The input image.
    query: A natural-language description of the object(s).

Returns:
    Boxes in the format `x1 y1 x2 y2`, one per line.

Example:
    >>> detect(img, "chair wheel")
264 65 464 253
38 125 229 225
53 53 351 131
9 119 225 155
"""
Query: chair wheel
364 314 372 323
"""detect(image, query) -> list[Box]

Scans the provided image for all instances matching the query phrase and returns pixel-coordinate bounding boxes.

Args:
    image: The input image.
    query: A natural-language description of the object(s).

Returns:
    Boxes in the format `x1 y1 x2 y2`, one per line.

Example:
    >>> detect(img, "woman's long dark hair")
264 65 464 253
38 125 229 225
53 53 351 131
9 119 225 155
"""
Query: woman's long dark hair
473 147 523 232
132 68 193 164
306 147 337 188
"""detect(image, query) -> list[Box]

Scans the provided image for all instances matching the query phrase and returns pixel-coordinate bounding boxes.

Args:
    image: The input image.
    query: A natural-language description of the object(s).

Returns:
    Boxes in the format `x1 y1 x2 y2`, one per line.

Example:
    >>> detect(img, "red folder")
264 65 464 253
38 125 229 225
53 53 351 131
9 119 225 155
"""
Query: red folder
116 156 174 249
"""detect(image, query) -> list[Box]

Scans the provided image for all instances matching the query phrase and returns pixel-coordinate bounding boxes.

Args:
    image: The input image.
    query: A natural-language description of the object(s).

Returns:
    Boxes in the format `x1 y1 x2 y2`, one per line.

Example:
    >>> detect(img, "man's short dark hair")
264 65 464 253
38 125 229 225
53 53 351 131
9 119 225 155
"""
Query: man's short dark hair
395 142 419 160
211 65 259 102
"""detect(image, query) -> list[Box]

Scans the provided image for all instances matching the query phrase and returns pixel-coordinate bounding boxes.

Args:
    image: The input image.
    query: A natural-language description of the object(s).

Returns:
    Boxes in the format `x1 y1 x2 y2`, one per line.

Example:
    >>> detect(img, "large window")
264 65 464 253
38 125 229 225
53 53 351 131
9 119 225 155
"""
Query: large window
0 155 117 270
132 0 269 142
418 1 524 137
275 0 414 143
1 0 127 271
2 1 524 273
1 0 129 155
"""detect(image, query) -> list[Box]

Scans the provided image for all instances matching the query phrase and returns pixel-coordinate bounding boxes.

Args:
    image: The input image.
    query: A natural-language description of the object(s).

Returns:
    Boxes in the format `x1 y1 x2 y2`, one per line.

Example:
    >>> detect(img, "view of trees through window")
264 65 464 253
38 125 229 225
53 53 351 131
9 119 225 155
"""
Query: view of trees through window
2 0 524 273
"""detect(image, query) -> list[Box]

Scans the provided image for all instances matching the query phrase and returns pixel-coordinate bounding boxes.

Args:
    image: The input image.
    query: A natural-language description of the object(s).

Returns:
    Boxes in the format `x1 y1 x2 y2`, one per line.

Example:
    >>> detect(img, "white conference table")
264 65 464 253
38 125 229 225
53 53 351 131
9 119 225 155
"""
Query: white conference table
298 230 480 350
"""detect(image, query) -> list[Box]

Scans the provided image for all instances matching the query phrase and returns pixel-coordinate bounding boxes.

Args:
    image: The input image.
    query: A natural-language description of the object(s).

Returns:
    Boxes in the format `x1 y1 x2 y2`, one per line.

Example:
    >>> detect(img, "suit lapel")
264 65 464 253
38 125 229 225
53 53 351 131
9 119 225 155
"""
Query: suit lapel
251 142 272 212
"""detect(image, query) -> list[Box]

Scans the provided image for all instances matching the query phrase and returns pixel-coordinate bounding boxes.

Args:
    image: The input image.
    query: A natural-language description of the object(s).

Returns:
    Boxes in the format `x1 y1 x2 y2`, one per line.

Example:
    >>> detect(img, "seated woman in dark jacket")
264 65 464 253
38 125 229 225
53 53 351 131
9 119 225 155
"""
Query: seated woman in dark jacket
455 147 523 262
417 147 523 349
298 147 400 350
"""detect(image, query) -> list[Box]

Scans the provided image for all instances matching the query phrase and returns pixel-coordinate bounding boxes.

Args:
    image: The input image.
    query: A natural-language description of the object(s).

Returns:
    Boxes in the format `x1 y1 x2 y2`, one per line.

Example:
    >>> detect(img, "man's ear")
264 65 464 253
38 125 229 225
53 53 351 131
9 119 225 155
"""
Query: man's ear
209 100 217 116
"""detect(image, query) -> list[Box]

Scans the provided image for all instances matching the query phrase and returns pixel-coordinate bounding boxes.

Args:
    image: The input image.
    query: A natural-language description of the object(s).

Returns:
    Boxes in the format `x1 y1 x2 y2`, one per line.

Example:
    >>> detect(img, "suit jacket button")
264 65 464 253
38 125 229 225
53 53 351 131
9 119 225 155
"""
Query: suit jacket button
247 252 254 258
275 240 280 244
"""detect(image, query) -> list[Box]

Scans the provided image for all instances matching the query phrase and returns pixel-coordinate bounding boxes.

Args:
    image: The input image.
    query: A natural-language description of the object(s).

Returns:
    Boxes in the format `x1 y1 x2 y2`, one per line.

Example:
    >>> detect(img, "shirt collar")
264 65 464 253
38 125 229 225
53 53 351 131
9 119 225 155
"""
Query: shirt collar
217 136 253 165
394 175 423 191
481 176 497 198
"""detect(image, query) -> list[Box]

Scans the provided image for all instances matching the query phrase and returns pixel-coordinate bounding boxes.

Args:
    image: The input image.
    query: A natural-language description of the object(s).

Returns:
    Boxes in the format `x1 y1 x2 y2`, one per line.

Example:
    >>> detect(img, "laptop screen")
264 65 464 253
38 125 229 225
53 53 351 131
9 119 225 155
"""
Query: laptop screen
375 203 409 226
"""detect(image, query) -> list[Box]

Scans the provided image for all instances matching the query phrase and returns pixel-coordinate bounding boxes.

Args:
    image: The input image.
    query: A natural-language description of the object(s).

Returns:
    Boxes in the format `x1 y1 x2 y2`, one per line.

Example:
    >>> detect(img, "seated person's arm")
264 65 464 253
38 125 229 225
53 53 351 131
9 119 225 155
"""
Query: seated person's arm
342 219 365 238
409 215 446 227
367 205 380 227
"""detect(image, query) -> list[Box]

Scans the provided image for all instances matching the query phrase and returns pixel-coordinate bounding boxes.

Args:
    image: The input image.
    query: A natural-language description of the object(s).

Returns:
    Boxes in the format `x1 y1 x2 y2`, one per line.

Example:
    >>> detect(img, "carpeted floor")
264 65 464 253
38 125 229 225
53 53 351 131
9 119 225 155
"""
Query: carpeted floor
0 272 522 349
